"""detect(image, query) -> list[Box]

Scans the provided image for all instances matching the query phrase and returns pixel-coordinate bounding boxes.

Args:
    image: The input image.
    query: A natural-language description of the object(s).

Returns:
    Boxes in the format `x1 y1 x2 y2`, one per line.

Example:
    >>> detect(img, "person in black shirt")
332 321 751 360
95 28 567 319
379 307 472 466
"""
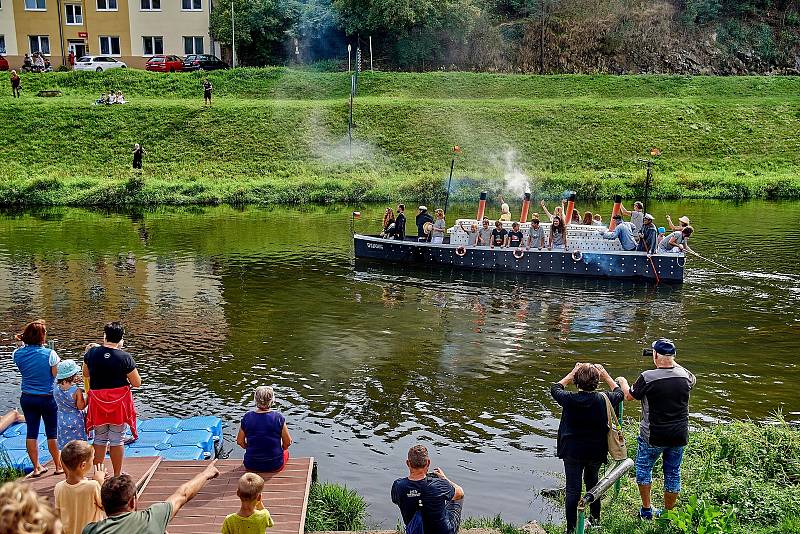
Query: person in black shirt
551 363 623 533
507 222 524 248
392 204 406 240
203 78 213 105
132 144 145 170
391 445 464 534
617 339 696 519
415 206 433 242
490 221 507 249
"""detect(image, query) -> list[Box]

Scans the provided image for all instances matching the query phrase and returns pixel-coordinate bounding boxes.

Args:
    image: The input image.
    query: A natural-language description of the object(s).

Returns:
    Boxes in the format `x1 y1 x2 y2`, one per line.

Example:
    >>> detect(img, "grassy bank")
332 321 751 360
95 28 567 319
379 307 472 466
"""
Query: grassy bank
2 69 800 206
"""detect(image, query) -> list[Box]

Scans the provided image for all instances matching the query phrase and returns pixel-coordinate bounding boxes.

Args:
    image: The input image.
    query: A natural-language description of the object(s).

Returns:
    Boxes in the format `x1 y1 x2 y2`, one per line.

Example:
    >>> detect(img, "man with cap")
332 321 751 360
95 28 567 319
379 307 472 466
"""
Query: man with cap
637 213 658 254
598 214 637 251
415 206 434 242
616 339 696 520
666 214 691 231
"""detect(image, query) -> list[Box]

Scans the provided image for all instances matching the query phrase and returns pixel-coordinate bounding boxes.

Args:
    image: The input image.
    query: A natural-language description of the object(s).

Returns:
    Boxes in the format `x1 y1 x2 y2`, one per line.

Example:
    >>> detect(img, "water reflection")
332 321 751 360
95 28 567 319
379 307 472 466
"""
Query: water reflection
0 203 798 526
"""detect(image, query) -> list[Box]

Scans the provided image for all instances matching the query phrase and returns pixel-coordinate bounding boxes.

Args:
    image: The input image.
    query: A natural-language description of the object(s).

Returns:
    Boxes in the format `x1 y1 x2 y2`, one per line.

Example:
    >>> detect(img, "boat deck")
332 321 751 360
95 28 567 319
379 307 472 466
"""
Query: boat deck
27 457 314 534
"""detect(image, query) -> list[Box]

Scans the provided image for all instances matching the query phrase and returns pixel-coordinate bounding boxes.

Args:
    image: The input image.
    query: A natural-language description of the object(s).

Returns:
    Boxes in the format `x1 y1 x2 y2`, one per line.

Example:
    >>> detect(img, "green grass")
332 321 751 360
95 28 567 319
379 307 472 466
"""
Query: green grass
304 481 368 532
2 68 800 206
0 449 23 484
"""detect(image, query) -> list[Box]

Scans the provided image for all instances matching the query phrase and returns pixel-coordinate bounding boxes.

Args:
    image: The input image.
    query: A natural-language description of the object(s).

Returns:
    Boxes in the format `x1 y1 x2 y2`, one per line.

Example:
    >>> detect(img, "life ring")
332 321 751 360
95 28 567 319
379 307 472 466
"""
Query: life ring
571 249 583 262
677 255 686 267
513 248 524 259
423 222 434 235
455 246 467 257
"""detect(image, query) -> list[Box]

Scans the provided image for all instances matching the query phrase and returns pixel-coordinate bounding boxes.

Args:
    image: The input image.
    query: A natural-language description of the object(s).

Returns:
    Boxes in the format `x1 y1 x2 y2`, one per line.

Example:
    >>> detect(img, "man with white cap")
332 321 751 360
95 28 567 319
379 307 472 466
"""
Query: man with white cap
666 214 691 231
638 213 658 254
616 339 696 520
415 206 434 242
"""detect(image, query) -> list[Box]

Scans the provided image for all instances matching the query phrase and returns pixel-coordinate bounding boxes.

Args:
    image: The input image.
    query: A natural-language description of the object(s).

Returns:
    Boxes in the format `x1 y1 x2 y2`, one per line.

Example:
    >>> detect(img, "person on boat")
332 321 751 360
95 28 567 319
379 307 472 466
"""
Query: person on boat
381 208 396 238
638 214 658 254
666 215 690 231
477 218 493 247
498 196 512 222
540 200 565 222
526 216 545 249
83 462 220 534
600 214 637 251
458 222 479 246
431 209 446 245
592 214 603 226
490 221 507 249
548 216 568 250
416 206 434 242
615 339 696 519
12 319 64 478
570 209 581 225
551 363 623 533
657 226 693 254
507 223 524 248
620 201 644 232
237 386 292 473
581 211 593 226
83 322 141 477
390 204 406 240
391 444 464 534
657 226 666 244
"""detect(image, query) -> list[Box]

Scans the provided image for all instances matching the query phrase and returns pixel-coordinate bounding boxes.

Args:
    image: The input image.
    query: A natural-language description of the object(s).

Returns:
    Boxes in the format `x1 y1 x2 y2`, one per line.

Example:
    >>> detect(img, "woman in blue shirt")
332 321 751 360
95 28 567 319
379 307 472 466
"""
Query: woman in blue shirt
12 320 63 477
237 386 293 472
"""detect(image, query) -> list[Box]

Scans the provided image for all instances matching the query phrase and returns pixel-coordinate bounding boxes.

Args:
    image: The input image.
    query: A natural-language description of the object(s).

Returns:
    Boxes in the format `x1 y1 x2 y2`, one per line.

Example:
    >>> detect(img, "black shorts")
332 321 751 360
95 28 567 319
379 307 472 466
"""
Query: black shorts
204 90 212 99
20 393 58 439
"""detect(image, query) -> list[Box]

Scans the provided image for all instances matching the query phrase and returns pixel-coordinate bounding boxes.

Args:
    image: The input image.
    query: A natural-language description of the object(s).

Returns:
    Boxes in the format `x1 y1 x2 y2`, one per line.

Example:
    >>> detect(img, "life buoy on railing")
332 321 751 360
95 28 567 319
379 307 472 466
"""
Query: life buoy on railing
571 249 583 262
513 248 525 260
455 246 467 257
677 255 686 267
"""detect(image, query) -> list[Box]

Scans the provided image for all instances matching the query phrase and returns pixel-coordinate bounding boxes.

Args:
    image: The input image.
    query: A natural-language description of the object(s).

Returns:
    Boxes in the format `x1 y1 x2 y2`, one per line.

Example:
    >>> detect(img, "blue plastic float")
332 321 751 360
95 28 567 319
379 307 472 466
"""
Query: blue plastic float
0 416 223 472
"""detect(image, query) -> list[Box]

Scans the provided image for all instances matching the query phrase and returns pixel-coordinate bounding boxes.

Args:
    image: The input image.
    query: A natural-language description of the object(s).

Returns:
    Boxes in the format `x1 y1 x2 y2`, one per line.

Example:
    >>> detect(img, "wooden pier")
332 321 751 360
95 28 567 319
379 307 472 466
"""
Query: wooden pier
27 457 315 534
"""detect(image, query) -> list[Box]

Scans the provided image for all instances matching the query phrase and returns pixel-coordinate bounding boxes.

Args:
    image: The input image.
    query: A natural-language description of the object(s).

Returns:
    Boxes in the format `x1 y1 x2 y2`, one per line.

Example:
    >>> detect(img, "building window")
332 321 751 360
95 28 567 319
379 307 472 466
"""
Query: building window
65 3 83 24
142 36 163 56
181 0 201 10
29 35 51 55
99 36 120 55
0 36 6 55
140 0 160 9
183 36 203 55
25 0 46 9
96 0 117 10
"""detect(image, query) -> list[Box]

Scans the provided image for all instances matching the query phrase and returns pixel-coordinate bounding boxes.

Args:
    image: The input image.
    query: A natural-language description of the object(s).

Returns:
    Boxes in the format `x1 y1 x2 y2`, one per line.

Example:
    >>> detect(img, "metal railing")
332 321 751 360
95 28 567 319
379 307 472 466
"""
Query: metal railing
575 457 635 534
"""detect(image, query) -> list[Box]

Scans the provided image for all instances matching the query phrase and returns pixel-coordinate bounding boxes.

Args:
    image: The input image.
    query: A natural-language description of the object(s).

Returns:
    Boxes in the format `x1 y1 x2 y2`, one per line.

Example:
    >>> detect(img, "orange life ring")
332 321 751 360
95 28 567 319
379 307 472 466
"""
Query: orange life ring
513 248 524 259
455 246 467 257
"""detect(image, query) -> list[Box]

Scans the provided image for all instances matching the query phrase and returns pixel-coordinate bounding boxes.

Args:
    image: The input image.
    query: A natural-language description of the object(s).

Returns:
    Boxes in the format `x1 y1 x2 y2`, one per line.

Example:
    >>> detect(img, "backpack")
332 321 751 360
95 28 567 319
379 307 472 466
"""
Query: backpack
405 511 425 534
602 394 627 461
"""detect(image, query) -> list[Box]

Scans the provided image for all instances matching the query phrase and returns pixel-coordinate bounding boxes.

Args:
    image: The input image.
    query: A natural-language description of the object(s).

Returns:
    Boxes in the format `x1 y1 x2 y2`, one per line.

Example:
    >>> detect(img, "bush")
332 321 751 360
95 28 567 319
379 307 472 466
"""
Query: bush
304 482 367 532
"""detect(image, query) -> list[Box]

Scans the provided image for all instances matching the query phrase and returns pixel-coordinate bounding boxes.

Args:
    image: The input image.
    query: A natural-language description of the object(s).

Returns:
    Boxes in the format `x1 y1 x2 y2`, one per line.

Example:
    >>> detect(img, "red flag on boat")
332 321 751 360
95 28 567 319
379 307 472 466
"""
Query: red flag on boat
453 145 462 153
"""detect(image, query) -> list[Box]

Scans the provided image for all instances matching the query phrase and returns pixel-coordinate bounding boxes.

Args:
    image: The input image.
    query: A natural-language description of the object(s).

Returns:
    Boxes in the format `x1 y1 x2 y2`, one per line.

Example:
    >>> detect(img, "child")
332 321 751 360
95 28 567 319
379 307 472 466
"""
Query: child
498 195 512 221
458 222 479 246
54 440 106 534
0 480 60 534
657 226 666 244
222 473 274 534
592 213 603 226
54 360 87 449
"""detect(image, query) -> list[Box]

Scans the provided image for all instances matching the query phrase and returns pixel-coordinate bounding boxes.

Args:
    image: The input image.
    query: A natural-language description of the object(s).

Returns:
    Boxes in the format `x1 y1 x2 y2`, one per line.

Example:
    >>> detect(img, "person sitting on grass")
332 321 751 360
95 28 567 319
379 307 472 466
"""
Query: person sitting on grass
222 473 274 534
0 480 61 534
54 440 107 534
95 94 107 105
83 461 220 534
108 92 117 105
392 445 464 534
115 91 127 104
54 359 88 449
237 386 293 473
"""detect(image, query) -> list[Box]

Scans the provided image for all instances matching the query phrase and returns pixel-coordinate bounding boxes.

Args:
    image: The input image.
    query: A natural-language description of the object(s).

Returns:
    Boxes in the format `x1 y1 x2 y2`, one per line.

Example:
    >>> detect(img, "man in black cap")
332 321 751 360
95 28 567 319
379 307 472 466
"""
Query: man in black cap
617 339 696 520
415 206 434 242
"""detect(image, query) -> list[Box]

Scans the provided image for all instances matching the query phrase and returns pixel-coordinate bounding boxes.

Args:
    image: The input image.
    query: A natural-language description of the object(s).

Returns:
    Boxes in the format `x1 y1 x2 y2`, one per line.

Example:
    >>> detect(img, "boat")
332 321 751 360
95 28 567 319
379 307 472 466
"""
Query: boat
353 193 686 283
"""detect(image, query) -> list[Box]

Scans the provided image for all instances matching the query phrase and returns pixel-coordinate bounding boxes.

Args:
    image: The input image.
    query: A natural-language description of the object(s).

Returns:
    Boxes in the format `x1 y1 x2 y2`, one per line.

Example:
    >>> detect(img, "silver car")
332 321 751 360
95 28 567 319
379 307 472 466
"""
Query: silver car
74 56 127 72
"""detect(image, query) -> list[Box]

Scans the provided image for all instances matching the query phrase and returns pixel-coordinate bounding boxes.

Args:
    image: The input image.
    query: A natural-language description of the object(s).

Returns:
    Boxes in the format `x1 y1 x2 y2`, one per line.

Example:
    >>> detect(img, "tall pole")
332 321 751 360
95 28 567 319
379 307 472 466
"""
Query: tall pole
231 1 236 68
369 36 373 72
347 44 351 72
444 158 455 215
643 161 653 214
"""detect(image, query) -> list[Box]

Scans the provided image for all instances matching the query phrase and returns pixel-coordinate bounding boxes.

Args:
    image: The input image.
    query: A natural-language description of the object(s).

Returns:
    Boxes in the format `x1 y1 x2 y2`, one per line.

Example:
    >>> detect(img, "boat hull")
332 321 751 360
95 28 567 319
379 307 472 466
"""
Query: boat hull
353 235 685 282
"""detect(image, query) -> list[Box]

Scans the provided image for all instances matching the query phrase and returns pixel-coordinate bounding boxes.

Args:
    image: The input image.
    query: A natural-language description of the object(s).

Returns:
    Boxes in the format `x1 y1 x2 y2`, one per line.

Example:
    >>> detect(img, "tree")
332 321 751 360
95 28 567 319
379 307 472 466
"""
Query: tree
210 0 293 65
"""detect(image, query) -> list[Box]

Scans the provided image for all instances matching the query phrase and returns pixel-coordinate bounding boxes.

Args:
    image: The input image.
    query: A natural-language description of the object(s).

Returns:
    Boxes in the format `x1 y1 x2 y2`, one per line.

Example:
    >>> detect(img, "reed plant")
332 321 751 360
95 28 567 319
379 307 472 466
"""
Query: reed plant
305 481 368 532
0 448 23 484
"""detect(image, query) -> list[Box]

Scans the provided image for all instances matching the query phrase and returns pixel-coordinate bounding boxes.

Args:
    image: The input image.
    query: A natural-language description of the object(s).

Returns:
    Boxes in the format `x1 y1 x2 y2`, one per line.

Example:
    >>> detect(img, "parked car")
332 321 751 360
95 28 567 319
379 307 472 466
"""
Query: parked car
74 56 127 72
183 54 228 71
0 56 9 71
146 55 184 73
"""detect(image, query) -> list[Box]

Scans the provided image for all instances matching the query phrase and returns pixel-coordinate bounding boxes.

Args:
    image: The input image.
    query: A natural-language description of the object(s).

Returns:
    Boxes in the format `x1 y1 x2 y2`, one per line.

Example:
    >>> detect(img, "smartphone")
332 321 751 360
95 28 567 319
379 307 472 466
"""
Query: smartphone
642 348 654 358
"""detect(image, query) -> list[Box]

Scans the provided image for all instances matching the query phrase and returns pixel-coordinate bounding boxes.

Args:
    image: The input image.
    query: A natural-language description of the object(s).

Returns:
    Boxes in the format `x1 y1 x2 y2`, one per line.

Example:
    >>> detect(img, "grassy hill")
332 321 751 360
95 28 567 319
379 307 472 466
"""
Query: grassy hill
1 68 799 206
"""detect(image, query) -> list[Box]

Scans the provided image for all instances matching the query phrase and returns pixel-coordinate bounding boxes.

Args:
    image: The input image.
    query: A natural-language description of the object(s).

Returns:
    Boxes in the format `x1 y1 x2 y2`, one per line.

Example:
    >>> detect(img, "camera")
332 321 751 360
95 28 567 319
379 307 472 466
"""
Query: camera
642 348 654 358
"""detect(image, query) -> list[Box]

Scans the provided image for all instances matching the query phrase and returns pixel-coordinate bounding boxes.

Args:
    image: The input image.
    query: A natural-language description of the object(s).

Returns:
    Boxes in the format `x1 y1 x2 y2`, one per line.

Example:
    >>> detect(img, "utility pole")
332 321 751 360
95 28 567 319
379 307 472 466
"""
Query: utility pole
231 0 236 67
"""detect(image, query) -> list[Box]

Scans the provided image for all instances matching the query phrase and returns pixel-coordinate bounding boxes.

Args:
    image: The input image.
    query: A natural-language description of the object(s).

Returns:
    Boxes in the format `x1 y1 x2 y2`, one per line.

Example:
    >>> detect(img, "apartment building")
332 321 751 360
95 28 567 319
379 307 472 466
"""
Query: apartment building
0 0 218 69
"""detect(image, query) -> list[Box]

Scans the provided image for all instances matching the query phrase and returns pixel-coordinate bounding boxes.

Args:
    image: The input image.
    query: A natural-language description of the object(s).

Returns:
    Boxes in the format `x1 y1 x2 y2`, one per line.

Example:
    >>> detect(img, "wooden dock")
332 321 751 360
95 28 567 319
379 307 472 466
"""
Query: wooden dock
28 457 314 534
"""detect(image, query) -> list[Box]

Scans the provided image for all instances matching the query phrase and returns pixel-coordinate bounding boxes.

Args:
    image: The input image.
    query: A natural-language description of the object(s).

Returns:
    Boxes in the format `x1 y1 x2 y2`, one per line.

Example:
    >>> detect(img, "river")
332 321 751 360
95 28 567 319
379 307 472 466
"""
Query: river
0 200 798 526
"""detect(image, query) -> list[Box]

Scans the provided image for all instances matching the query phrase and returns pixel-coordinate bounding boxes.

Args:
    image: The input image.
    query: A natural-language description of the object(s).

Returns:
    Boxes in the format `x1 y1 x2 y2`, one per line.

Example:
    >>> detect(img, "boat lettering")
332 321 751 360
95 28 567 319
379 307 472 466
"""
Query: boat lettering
367 243 385 250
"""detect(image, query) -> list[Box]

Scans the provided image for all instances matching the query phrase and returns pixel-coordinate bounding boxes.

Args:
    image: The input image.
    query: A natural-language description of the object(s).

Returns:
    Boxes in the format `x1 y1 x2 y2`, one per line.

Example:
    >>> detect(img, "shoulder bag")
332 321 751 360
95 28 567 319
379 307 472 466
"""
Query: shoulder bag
602 393 627 461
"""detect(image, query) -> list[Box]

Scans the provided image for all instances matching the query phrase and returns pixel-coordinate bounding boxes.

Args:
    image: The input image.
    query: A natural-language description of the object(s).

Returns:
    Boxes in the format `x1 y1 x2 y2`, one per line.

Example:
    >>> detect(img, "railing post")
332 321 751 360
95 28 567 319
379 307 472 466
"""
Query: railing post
576 506 586 534
614 401 624 496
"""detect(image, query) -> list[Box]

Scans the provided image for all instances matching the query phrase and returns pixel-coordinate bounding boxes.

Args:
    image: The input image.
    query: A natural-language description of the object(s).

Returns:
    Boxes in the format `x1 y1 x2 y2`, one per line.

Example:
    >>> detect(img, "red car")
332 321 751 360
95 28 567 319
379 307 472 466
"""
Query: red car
145 55 183 72
0 56 9 71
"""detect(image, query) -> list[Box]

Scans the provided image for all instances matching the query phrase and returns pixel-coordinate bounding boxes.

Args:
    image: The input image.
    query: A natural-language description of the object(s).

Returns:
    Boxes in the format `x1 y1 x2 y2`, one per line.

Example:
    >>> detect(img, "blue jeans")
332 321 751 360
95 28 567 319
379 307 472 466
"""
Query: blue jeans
635 436 685 493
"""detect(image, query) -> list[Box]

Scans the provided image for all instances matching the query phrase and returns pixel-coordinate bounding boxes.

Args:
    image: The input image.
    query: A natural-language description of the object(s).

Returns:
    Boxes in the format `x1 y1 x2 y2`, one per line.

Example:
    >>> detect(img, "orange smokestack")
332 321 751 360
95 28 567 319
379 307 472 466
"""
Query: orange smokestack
609 194 622 230
520 192 531 223
476 191 487 221
564 192 576 226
